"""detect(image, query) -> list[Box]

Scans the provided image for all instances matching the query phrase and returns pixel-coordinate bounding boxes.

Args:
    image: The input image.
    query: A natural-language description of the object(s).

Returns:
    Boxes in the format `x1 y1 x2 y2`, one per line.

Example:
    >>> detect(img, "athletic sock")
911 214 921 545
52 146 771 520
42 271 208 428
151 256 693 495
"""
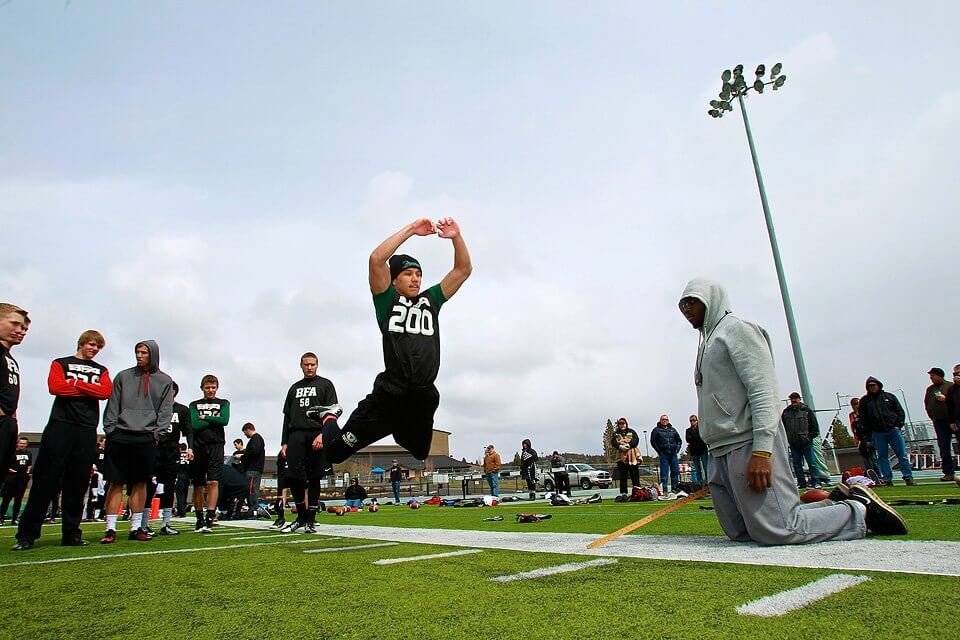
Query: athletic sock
106 514 118 531
130 513 143 531
162 508 172 526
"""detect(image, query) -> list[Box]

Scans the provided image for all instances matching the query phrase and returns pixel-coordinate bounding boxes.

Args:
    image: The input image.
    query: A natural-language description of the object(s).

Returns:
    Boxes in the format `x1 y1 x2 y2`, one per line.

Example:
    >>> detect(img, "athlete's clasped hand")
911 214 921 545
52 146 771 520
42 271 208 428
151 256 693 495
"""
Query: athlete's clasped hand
409 217 461 239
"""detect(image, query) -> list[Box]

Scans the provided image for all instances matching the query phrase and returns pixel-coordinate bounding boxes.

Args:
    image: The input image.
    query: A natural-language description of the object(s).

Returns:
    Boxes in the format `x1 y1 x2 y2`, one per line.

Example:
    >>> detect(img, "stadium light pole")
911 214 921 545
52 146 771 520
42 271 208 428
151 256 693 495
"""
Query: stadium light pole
707 63 817 412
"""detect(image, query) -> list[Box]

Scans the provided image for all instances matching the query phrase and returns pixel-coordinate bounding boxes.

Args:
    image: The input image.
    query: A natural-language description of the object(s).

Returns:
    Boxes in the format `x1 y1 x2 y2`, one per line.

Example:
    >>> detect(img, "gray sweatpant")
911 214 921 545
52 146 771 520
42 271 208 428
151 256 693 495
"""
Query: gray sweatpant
709 427 866 545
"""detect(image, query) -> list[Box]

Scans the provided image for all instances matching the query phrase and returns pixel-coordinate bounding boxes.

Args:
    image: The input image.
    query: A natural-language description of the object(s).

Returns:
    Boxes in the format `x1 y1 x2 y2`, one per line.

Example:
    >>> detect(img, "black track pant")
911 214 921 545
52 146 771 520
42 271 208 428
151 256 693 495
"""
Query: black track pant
17 421 97 542
0 416 18 479
155 446 179 509
1 476 29 519
323 374 439 463
617 462 640 494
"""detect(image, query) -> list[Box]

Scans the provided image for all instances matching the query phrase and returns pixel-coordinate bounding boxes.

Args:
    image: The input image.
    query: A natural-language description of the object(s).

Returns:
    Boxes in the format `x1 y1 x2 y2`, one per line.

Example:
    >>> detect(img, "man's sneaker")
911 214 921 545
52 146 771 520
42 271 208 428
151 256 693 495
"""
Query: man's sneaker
159 525 179 536
827 483 851 502
304 403 343 422
866 469 880 482
283 521 306 534
202 518 214 533
270 517 286 530
11 538 34 551
143 525 155 536
194 519 205 532
128 528 153 541
304 523 317 534
940 474 955 482
904 478 915 486
100 529 117 544
848 485 907 536
61 534 89 547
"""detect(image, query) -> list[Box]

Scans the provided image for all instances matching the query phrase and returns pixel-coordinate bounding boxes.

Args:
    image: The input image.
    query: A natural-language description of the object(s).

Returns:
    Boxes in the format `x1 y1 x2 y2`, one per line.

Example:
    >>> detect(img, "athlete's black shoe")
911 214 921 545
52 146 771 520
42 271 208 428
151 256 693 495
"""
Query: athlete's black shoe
848 485 907 535
159 525 179 536
143 525 155 537
304 523 317 534
61 535 89 547
203 517 215 533
194 519 205 532
270 517 286 530
284 521 307 534
304 404 343 422
11 538 34 551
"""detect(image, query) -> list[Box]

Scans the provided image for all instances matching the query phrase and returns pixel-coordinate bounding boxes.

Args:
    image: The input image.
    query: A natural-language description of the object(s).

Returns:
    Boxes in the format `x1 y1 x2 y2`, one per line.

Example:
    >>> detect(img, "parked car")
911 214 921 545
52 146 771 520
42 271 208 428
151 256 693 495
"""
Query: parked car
542 463 612 491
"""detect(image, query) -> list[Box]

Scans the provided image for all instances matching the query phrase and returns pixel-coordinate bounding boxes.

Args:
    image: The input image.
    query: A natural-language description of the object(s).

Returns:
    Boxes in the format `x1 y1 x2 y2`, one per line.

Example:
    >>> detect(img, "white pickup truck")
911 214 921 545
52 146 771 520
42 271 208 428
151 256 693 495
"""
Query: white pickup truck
542 463 613 491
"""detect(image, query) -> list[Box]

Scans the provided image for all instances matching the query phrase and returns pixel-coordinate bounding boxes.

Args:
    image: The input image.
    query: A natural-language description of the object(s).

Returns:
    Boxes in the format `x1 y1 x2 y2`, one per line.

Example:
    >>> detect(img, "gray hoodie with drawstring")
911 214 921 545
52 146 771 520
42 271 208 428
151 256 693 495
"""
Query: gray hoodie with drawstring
680 278 781 457
102 340 173 437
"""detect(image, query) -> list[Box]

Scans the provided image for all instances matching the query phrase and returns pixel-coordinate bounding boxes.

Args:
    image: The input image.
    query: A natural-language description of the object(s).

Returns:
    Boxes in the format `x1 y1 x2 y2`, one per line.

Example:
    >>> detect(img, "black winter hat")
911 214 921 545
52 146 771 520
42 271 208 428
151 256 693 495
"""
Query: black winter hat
389 254 422 280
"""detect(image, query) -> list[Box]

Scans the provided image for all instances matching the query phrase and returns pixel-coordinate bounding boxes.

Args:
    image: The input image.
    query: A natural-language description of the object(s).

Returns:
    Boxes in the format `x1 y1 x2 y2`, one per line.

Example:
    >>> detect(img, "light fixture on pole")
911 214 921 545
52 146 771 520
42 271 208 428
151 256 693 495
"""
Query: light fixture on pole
707 63 815 411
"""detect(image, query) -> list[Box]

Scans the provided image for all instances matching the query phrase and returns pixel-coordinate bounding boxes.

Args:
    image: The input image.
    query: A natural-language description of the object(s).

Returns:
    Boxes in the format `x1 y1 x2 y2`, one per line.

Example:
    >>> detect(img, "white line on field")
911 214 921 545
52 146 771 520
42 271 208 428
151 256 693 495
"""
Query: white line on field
231 534 301 540
491 558 618 583
0 537 337 569
303 542 398 554
736 574 871 617
374 548 482 565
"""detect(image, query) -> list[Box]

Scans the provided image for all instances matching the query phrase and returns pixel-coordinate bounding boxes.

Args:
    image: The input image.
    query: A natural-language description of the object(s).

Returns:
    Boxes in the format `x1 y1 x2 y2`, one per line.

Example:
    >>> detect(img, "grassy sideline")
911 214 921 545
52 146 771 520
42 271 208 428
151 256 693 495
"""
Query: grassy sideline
0 481 955 639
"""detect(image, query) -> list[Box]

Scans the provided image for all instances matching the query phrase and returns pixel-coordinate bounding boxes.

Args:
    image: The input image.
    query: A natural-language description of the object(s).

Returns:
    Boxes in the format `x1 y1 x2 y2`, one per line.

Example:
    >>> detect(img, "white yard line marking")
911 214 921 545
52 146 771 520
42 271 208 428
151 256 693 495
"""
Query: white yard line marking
374 548 482 565
304 542 399 554
491 558 617 583
0 537 337 569
736 574 872 617
231 534 302 540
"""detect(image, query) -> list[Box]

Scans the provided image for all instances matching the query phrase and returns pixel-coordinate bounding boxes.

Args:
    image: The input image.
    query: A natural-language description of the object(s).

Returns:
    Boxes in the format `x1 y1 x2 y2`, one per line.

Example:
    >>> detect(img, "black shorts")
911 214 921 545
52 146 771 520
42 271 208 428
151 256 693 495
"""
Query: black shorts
102 434 157 484
336 374 439 461
285 428 327 483
190 442 224 486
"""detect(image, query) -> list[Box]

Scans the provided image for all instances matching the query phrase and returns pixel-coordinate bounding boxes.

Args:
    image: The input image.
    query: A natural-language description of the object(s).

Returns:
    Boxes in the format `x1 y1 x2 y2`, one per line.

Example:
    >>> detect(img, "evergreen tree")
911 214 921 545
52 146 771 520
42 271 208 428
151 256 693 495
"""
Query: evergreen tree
603 418 616 463
830 417 856 449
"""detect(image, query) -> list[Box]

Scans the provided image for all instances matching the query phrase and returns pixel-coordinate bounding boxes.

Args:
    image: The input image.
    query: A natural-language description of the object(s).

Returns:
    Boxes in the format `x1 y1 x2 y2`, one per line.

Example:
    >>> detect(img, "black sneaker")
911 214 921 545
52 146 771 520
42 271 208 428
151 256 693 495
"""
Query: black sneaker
11 538 34 551
202 518 214 533
143 525 155 536
159 525 180 536
284 521 307 534
827 484 850 502
194 519 205 532
304 523 317 534
270 517 286 530
305 403 343 422
61 535 89 547
848 485 907 535
866 469 879 482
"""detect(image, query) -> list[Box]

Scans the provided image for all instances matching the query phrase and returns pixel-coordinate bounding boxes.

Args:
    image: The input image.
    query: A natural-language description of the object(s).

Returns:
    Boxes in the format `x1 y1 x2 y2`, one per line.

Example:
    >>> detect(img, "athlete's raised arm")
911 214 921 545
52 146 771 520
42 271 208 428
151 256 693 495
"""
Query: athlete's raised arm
368 218 435 294
437 217 472 301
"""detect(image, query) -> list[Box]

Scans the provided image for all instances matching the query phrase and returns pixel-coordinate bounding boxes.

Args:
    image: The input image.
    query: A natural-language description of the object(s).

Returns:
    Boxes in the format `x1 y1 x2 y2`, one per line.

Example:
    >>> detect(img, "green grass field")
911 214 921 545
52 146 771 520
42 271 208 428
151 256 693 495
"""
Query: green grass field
1 482 957 640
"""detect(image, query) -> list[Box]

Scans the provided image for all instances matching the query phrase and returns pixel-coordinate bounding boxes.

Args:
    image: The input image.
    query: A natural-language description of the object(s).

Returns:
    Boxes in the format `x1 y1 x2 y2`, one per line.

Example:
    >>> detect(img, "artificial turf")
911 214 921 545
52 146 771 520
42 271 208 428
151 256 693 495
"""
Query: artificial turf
0 481 956 639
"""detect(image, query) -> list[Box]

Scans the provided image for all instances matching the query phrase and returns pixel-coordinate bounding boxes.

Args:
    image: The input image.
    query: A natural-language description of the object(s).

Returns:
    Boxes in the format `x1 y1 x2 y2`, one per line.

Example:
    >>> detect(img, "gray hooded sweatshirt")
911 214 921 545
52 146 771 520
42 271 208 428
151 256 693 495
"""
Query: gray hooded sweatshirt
103 340 174 437
680 278 780 457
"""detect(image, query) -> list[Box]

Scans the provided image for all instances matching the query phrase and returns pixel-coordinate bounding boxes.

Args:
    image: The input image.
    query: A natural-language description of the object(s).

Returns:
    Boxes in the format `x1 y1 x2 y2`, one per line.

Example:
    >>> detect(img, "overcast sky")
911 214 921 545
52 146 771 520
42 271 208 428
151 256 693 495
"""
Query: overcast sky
2 2 957 462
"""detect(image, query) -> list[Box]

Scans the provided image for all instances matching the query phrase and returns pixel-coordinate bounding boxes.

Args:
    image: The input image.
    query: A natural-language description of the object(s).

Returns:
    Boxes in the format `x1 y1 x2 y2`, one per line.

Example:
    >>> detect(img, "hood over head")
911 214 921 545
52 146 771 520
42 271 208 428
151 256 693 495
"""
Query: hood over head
136 340 161 373
680 277 732 334
865 376 883 392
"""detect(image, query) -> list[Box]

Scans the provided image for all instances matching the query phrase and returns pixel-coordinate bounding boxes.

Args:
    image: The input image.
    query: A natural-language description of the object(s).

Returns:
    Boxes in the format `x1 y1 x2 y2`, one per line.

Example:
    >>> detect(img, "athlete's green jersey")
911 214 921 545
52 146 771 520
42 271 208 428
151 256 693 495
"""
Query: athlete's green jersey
373 283 446 389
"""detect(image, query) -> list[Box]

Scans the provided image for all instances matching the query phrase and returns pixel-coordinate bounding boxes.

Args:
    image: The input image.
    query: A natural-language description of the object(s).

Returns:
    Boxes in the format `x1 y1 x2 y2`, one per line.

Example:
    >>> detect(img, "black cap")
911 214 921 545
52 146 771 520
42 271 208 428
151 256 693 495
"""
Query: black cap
929 367 945 377
389 254 421 280
788 392 801 399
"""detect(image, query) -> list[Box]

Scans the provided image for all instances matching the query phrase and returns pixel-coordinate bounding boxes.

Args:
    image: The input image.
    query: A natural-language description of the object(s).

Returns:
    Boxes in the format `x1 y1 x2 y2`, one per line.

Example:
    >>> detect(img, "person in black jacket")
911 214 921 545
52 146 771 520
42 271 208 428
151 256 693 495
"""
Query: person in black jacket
148 382 194 535
389 460 403 504
549 451 570 497
685 415 709 486
241 423 266 517
859 376 914 486
651 415 682 494
344 477 367 508
946 365 960 487
781 392 820 489
519 439 538 500
611 418 641 496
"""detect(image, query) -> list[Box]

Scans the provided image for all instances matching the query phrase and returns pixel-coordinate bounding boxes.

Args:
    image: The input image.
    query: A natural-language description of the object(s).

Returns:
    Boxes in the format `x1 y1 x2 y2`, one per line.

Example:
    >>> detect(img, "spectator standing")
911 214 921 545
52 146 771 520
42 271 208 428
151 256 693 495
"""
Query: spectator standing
685 415 709 486
241 423 265 516
388 460 403 504
924 367 955 482
859 377 914 486
0 437 32 524
550 451 570 496
483 444 501 497
611 418 641 497
519 439 538 500
13 330 113 550
0 304 29 484
344 477 367 508
944 364 960 486
849 398 878 474
651 415 682 494
781 392 821 489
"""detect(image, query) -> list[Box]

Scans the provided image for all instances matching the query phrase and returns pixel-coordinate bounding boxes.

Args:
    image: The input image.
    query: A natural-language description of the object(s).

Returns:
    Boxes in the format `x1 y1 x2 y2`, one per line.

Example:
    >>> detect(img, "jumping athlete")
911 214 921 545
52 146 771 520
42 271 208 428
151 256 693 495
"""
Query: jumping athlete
313 217 472 462
13 330 113 550
280 352 339 534
189 374 230 532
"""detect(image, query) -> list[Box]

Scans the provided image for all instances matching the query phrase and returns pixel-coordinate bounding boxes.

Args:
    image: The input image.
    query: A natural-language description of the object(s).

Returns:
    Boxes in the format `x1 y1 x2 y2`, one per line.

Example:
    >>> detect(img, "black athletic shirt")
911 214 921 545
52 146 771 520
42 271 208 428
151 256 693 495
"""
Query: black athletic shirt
189 398 230 445
282 376 338 444
158 402 194 449
9 450 31 478
0 345 21 416
47 356 112 427
373 283 446 389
